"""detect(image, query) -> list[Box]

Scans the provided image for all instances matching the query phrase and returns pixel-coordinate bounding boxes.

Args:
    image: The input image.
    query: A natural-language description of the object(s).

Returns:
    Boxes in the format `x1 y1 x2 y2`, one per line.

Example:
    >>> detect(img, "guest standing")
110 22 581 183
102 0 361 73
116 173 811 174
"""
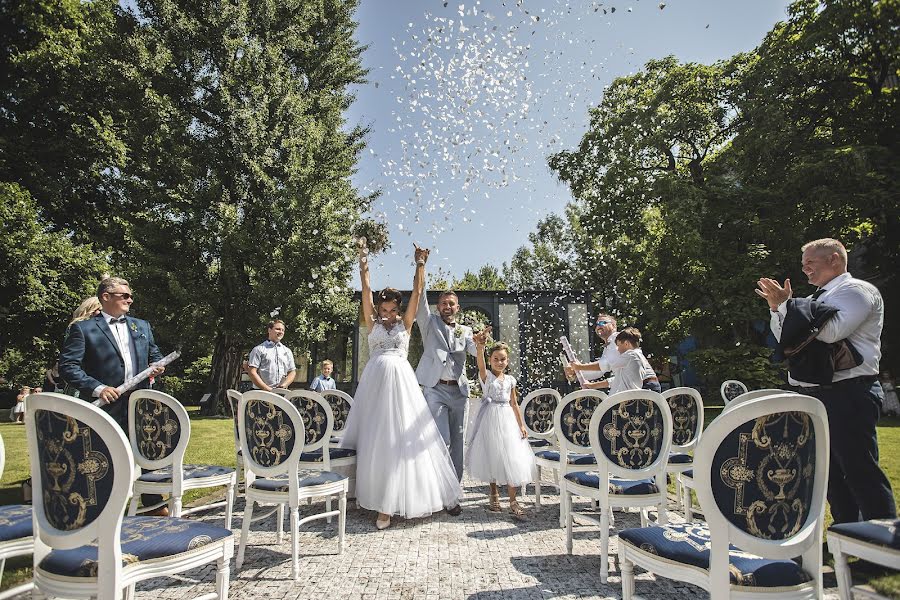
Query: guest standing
310 359 337 393
247 320 296 391
756 237 896 523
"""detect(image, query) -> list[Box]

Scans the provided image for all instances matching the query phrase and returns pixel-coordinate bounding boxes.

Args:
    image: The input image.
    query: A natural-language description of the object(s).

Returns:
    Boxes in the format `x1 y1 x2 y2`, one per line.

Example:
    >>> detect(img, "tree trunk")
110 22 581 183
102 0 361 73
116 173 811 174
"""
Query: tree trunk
205 331 243 416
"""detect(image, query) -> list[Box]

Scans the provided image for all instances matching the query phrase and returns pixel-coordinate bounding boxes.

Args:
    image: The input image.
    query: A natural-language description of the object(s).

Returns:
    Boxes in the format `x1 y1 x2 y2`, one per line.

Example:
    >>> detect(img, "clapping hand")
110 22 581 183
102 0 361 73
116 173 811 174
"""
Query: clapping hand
413 243 430 265
755 277 792 311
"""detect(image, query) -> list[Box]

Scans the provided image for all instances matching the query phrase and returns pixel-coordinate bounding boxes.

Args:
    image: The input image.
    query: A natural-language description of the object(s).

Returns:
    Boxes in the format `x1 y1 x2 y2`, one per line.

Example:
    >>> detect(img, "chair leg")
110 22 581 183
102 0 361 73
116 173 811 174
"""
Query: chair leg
326 497 332 524
216 554 231 600
290 507 300 582
565 489 574 555
600 508 611 583
277 503 285 544
172 495 183 518
338 492 347 553
640 508 648 528
535 465 542 507
683 483 693 521
657 499 668 525
225 476 236 530
672 474 682 511
829 538 852 600
124 583 136 600
236 499 254 570
128 493 140 517
620 548 634 600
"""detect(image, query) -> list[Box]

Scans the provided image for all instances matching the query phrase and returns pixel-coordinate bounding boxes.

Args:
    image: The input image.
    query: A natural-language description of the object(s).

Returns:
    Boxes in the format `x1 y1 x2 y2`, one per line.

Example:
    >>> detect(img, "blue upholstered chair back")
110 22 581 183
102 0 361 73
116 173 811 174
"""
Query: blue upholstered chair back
588 390 672 478
128 390 189 470
555 389 607 453
520 388 560 439
693 393 829 561
662 387 704 452
720 380 748 404
285 390 333 453
238 390 303 477
321 390 353 435
24 393 134 548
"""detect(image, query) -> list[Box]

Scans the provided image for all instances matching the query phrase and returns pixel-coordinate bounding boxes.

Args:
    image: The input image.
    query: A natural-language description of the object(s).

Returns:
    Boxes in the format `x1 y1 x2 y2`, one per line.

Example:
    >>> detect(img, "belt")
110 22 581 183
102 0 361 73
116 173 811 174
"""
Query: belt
438 379 458 385
642 376 659 383
798 375 877 390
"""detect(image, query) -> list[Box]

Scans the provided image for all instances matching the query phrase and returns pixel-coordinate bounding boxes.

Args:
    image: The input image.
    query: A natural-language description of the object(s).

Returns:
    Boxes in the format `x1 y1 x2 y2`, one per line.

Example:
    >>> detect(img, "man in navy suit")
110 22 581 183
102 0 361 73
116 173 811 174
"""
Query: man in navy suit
59 276 167 514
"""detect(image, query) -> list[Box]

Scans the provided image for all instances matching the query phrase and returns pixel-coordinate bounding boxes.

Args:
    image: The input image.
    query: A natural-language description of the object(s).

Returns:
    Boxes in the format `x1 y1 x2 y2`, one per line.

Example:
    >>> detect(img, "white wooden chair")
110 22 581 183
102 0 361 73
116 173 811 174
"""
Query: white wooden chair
618 393 829 600
128 390 236 528
662 387 704 513
679 389 793 520
535 389 605 526
563 389 672 583
720 380 748 405
518 388 561 505
828 518 900 600
321 389 354 447
25 392 233 600
236 390 348 581
0 433 33 600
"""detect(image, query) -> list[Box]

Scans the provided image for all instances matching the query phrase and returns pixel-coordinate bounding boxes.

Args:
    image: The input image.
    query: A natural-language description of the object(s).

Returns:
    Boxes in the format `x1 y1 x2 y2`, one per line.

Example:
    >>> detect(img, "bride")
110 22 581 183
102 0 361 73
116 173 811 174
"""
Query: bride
340 241 462 529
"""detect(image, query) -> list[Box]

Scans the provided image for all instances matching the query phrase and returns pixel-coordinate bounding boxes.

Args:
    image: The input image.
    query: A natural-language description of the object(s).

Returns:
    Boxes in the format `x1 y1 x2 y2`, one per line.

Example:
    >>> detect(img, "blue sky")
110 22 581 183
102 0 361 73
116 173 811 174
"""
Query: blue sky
346 0 792 289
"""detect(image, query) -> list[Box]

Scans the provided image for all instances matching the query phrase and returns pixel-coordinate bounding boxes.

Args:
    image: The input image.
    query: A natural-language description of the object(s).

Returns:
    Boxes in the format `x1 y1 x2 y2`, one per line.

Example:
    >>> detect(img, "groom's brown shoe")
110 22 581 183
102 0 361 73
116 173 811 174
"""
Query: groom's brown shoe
447 504 462 516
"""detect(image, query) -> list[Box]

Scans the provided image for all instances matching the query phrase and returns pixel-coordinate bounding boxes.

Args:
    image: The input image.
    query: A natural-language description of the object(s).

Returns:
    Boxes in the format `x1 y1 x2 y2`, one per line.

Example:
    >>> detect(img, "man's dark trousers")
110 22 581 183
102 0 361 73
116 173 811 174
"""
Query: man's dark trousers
806 377 896 523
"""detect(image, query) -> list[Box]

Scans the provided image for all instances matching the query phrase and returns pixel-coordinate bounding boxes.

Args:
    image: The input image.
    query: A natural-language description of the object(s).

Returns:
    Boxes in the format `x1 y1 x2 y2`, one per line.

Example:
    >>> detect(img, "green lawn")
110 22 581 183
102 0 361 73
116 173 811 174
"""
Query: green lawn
2 408 899 596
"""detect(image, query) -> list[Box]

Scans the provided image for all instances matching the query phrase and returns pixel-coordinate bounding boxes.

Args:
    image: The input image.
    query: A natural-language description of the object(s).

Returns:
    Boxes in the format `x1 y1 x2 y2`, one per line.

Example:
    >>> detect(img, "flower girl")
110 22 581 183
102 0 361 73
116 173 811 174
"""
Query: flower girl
466 328 536 519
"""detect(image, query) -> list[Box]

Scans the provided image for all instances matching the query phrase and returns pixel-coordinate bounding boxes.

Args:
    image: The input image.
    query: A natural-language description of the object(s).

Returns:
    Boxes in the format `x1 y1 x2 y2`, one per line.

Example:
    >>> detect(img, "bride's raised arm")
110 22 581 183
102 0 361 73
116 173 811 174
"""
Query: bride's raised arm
404 243 429 332
358 239 376 326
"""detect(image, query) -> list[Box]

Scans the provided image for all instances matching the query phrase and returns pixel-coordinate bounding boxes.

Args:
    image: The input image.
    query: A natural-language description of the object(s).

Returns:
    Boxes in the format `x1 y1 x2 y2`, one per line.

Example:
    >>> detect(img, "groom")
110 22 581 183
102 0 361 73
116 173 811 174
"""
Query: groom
416 285 477 492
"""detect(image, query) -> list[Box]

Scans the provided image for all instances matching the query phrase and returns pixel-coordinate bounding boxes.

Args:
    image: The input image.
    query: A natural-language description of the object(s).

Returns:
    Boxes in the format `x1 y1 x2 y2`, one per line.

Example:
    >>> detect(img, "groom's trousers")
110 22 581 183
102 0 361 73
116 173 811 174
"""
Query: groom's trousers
424 384 468 481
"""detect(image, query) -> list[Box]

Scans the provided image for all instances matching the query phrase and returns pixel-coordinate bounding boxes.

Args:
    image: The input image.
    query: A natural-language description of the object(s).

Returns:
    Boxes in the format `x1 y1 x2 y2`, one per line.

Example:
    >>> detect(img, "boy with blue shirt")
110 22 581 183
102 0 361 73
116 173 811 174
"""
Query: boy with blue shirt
310 359 336 393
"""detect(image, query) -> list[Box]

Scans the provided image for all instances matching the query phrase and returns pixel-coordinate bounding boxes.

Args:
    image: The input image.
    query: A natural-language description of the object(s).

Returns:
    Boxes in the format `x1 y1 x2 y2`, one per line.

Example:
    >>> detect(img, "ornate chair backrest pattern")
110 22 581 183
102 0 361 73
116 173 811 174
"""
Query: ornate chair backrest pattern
555 390 607 456
24 392 134 564
721 389 793 415
285 390 333 456
238 390 303 482
128 390 189 473
321 390 353 436
661 387 704 453
226 389 242 446
588 390 672 482
720 380 748 405
693 393 829 584
520 388 561 441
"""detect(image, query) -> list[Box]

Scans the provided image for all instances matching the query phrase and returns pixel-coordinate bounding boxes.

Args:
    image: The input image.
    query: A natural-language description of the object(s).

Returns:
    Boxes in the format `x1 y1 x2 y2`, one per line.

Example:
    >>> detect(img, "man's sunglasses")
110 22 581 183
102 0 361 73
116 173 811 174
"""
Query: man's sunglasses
108 292 134 300
595 320 610 327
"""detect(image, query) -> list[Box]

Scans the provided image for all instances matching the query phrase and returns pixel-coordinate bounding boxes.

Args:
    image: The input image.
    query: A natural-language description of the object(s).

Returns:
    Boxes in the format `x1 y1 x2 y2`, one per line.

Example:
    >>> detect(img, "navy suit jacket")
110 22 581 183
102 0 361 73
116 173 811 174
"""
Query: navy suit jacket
59 315 163 400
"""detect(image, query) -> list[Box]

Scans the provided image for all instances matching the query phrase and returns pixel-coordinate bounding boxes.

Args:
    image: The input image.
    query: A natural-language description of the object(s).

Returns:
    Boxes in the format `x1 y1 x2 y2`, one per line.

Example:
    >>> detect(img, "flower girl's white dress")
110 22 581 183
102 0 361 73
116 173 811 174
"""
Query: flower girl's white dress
465 372 536 487
341 321 461 517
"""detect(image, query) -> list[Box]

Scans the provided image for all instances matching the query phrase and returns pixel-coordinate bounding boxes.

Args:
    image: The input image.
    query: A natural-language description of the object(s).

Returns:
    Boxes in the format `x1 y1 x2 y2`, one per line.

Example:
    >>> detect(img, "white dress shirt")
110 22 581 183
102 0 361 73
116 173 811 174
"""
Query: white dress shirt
608 348 656 395
770 272 883 386
94 311 137 397
581 331 623 382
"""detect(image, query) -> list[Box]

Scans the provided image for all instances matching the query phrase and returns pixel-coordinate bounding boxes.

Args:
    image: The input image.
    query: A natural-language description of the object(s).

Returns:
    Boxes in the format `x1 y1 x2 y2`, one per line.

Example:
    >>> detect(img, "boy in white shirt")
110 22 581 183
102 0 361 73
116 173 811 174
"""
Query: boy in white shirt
578 327 660 394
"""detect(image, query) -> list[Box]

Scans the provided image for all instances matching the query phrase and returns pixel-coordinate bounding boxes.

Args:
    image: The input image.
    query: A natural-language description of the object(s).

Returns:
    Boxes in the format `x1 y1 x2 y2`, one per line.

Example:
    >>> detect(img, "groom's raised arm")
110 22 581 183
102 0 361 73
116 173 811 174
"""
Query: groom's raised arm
416 282 432 342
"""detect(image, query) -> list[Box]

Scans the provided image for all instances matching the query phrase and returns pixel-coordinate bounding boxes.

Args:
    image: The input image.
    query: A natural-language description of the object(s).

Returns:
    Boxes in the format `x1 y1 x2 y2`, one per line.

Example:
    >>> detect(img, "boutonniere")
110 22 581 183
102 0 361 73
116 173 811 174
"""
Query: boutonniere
129 321 138 333
454 326 464 339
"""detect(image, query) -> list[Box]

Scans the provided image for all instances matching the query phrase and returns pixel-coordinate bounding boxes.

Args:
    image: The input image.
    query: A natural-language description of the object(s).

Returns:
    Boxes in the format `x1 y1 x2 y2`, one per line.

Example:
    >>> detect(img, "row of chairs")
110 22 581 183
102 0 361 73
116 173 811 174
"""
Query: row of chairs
0 387 358 599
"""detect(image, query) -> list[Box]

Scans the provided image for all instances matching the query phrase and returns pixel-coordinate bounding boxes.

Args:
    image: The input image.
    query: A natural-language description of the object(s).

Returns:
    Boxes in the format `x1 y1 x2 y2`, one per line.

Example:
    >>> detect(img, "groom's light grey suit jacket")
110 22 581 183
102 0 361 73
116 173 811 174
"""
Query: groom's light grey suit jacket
415 292 477 398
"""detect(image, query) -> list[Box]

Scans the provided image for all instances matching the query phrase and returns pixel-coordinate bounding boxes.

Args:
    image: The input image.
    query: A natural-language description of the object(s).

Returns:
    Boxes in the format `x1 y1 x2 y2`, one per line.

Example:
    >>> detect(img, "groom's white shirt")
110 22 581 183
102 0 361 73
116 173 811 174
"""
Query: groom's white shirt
415 292 477 397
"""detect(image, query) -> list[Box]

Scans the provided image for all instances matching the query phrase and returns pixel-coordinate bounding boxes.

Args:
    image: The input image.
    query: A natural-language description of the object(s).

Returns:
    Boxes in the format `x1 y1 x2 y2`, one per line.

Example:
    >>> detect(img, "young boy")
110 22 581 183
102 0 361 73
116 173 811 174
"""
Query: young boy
310 359 337 393
580 327 660 394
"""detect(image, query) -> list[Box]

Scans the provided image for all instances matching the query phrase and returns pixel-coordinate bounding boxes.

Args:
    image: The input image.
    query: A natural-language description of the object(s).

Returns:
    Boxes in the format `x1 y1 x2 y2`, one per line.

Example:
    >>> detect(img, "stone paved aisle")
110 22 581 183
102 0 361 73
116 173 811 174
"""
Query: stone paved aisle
43 477 840 600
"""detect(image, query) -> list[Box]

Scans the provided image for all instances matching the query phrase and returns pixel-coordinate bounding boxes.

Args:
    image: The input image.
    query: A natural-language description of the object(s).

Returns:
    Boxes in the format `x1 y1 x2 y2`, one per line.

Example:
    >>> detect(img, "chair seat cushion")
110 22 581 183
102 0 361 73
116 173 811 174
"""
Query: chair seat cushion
38 516 231 577
668 453 693 465
0 504 32 542
250 470 347 492
564 472 659 495
534 450 596 465
528 438 551 448
829 519 900 550
619 523 812 588
138 464 235 483
299 448 357 462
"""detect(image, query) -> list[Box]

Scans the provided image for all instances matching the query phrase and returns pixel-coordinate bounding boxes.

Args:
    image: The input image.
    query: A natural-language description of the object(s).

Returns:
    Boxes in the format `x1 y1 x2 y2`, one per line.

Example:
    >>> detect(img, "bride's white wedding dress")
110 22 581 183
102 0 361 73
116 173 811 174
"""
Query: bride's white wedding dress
340 320 462 517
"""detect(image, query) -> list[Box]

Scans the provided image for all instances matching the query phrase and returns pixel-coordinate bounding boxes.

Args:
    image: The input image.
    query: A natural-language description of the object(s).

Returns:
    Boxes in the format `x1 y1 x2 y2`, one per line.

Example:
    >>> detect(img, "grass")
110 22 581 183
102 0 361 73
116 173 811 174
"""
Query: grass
2 407 899 596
